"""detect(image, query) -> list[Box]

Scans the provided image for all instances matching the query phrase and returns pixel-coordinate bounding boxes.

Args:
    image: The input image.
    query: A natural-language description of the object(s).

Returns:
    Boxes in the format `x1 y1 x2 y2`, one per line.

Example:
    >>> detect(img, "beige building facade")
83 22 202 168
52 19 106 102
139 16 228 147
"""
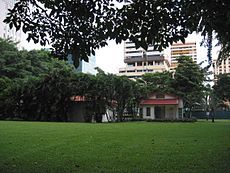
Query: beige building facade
170 42 197 69
118 41 170 79
213 57 230 76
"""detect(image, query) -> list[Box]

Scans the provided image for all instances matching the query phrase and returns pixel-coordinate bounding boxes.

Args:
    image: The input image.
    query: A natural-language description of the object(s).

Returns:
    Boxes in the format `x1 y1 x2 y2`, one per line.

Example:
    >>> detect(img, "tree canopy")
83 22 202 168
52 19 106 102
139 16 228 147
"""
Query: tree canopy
0 38 145 122
213 74 230 109
4 0 230 67
0 38 77 120
173 56 205 115
141 71 174 94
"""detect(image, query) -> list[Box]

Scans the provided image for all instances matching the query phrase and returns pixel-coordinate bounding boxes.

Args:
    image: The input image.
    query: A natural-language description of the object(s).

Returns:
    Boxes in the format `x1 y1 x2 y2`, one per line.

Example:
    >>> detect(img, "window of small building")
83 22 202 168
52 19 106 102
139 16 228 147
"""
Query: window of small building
146 107 151 116
156 94 165 98
137 62 142 66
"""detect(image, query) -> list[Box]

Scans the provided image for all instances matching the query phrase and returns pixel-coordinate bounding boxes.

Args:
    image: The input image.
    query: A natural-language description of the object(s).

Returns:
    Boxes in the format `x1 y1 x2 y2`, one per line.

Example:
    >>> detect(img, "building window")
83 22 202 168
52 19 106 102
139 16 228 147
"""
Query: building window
131 56 142 59
127 63 135 67
127 70 135 72
137 62 142 66
126 50 141 54
156 94 165 98
148 61 153 66
146 107 151 116
155 61 162 65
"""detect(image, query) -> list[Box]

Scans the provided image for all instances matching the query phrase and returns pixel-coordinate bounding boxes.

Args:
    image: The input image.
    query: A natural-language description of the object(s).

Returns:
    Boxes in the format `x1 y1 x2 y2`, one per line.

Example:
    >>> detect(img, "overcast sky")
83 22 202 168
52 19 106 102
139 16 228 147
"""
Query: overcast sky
95 33 220 74
96 41 125 74
22 33 220 74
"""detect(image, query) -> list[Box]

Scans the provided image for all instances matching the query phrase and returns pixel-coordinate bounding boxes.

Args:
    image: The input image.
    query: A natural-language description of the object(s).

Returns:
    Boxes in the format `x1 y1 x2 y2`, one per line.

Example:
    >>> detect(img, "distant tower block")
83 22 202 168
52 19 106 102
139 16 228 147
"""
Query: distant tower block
213 57 230 81
118 41 170 79
170 42 197 69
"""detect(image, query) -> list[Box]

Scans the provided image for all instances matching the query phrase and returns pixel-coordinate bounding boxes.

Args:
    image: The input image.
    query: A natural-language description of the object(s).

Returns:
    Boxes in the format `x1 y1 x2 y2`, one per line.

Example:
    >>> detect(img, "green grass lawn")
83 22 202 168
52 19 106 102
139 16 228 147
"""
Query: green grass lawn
0 120 229 173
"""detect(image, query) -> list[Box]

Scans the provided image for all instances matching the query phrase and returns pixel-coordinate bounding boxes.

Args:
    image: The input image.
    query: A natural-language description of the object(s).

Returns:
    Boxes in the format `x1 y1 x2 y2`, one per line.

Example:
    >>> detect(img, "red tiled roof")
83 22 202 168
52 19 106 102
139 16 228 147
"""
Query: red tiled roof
71 96 86 102
140 99 178 105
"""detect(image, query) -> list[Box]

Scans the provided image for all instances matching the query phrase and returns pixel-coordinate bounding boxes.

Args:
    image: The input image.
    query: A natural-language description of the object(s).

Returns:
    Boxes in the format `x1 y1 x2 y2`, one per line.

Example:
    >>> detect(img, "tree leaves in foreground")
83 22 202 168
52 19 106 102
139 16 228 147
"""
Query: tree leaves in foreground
4 0 230 66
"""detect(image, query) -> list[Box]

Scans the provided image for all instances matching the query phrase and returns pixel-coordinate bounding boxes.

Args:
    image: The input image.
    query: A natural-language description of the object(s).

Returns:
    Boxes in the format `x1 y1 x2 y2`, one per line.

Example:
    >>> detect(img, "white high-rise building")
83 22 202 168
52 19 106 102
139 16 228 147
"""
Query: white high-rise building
118 41 170 79
0 0 23 44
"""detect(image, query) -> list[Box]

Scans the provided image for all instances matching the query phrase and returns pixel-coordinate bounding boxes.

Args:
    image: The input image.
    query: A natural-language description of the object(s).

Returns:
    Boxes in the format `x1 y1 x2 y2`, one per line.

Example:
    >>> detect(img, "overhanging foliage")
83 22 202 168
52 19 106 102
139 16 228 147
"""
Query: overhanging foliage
4 0 230 66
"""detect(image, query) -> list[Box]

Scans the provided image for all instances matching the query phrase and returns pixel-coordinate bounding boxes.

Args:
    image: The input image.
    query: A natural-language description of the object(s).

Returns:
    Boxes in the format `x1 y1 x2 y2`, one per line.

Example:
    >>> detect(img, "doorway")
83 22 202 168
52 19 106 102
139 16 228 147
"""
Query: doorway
155 106 165 119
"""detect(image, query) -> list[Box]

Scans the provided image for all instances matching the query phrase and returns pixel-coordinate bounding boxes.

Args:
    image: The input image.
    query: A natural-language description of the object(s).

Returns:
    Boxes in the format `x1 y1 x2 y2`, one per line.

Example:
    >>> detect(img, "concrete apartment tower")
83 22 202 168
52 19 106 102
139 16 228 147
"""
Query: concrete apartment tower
118 41 170 79
170 42 197 69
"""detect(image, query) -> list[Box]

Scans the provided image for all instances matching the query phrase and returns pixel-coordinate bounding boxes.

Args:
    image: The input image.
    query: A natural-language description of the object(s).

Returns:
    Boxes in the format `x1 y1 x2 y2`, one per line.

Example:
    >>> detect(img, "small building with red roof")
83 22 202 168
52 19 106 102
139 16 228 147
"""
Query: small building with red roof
140 93 183 119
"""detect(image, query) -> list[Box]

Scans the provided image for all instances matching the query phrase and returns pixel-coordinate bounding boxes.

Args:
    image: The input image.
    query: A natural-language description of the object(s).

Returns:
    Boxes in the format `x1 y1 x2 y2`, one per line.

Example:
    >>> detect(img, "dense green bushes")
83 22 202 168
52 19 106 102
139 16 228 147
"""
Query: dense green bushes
0 38 144 121
0 38 214 122
0 38 77 120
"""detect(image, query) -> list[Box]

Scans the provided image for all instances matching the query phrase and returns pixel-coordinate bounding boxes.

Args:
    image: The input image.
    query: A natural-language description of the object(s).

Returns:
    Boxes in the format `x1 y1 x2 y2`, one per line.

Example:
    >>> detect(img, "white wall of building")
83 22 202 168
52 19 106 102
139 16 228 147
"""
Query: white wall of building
142 106 155 119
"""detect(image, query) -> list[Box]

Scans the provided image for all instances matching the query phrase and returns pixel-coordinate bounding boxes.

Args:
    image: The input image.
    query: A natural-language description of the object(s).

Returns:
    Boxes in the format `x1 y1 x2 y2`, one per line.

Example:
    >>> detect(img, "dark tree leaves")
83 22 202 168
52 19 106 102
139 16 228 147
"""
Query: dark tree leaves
4 0 230 67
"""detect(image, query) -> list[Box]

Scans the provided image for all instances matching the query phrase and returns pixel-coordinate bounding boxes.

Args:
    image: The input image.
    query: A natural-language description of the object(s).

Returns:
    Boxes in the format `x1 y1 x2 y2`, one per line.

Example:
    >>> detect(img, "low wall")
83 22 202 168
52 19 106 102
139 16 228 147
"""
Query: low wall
192 111 230 119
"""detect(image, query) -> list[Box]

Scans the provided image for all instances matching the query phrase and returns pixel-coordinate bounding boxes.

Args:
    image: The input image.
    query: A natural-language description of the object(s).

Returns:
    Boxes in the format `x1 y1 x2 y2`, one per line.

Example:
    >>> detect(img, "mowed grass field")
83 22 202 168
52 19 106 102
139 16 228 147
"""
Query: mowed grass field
0 120 229 173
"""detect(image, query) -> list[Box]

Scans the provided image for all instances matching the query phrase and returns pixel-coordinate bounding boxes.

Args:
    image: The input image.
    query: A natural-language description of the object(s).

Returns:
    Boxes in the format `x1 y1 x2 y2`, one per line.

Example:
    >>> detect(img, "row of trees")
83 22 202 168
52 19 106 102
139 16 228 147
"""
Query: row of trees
1 38 229 122
0 38 75 120
0 38 147 122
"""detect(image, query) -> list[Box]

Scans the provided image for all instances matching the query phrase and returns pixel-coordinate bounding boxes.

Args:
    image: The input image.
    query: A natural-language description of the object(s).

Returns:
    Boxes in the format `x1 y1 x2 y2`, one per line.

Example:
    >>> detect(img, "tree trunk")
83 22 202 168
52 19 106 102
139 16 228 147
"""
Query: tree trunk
105 111 111 123
117 108 123 122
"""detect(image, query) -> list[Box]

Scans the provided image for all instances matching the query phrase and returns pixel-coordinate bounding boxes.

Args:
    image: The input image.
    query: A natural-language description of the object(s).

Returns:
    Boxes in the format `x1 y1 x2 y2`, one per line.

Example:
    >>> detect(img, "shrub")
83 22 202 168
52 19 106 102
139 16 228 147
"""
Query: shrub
145 118 197 123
